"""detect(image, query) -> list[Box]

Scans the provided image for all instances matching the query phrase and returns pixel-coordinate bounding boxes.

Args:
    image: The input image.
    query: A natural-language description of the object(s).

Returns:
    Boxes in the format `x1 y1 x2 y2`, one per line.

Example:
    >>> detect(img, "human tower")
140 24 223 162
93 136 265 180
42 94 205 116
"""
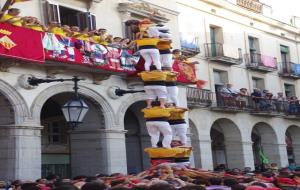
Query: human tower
134 19 193 167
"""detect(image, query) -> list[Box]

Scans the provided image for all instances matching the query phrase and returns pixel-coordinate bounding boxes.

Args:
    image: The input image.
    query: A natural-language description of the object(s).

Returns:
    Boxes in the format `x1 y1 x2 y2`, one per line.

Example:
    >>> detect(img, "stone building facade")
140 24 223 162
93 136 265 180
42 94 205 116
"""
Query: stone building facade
0 0 300 181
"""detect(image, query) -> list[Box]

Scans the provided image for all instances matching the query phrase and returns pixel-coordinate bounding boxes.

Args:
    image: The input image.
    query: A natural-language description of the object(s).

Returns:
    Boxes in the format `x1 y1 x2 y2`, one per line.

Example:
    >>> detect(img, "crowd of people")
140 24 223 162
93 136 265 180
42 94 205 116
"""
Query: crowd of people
218 84 300 114
3 163 300 190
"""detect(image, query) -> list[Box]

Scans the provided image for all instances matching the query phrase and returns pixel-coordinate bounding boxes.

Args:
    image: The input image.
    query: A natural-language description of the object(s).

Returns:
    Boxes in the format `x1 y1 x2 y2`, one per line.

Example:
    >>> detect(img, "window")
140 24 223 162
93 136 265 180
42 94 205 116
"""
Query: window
284 83 295 98
213 70 228 85
248 36 260 54
42 118 68 145
252 77 264 90
44 1 96 30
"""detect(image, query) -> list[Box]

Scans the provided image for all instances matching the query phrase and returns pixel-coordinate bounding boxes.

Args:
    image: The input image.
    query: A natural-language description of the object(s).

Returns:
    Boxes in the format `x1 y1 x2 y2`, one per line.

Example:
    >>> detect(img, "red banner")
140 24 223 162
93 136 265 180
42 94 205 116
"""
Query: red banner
172 60 197 84
0 23 44 63
42 33 137 73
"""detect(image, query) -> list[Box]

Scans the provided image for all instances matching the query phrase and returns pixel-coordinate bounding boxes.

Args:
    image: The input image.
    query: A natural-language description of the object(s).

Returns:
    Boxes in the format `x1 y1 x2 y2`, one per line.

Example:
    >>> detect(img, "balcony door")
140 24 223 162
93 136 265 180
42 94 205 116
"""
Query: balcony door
210 26 223 56
248 36 260 64
280 45 290 72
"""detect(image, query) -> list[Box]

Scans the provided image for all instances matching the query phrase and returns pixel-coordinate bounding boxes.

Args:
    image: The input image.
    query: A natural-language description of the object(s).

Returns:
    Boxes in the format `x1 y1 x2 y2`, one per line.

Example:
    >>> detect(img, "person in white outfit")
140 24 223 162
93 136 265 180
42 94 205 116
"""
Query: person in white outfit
167 104 188 145
142 101 174 148
135 19 162 71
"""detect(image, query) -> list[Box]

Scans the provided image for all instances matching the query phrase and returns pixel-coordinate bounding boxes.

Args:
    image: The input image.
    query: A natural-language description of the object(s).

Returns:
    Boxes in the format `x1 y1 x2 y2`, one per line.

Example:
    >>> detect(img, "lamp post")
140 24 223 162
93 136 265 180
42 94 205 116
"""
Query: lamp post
28 76 89 128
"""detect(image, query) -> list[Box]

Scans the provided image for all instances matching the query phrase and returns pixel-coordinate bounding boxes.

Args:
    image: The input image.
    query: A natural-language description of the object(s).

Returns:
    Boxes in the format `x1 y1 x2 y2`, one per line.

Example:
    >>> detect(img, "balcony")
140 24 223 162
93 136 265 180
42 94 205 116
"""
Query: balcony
210 92 285 116
211 92 251 113
180 33 200 58
245 53 278 72
186 87 213 108
278 62 300 79
204 43 242 65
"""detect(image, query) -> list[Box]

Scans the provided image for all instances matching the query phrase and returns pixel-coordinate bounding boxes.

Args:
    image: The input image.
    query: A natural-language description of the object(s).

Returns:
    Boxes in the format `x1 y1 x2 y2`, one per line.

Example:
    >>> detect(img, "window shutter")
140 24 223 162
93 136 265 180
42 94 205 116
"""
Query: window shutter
77 12 96 31
44 1 60 24
280 45 289 53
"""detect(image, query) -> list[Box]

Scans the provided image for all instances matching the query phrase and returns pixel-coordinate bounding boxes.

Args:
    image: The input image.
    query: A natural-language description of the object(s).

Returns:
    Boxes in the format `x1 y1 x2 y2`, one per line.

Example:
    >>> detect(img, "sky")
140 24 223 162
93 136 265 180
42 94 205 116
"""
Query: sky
260 0 300 23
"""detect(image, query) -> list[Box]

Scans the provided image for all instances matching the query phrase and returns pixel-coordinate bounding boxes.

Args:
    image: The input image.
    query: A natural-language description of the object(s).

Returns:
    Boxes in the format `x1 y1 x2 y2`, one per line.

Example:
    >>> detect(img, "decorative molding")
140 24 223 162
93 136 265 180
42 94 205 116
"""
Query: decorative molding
18 74 37 90
118 2 170 23
236 0 263 14
0 60 18 72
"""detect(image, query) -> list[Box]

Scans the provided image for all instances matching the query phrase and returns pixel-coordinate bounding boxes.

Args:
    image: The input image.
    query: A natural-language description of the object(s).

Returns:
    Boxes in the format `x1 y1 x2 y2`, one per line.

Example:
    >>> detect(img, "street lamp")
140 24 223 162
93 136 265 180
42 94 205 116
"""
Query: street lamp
28 76 89 128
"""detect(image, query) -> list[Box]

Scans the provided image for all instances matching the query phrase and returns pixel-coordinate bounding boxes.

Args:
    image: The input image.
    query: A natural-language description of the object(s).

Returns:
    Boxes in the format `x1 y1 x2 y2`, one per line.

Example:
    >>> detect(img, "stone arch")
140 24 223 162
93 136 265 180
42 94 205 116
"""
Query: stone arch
286 125 300 165
0 79 30 125
210 118 244 169
116 93 147 127
31 84 115 128
251 122 280 166
189 119 201 168
123 100 150 174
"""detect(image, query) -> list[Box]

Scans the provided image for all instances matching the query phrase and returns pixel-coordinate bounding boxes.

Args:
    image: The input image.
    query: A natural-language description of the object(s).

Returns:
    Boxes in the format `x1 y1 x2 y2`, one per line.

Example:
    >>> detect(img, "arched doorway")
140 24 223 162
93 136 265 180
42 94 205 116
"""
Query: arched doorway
286 126 300 165
189 119 201 168
210 119 244 169
41 92 105 178
0 92 14 125
251 123 280 167
124 101 151 174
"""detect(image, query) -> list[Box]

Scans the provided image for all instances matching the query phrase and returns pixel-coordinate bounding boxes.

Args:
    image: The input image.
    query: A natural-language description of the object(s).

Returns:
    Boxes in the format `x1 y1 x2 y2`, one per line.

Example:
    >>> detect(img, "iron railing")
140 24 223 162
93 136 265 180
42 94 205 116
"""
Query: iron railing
245 53 277 70
204 43 242 60
186 87 213 107
213 92 292 114
278 62 300 77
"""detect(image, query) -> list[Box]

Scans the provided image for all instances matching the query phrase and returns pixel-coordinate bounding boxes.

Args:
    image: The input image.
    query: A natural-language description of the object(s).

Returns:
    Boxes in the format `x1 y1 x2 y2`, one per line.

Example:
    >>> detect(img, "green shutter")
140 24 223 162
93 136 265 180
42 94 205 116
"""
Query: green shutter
280 45 289 53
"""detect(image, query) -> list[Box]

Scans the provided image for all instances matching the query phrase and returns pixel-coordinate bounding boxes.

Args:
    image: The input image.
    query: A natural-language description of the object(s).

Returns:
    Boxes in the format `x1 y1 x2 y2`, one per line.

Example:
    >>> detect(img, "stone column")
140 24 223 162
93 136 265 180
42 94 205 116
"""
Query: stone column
199 139 214 170
224 141 245 169
0 125 42 181
278 143 289 168
242 141 255 170
70 128 127 176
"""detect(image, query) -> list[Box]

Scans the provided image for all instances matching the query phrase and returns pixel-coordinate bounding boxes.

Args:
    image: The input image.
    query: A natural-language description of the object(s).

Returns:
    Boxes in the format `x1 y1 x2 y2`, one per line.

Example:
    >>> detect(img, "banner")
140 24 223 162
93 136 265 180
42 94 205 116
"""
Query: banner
42 33 137 73
0 23 44 63
172 60 197 84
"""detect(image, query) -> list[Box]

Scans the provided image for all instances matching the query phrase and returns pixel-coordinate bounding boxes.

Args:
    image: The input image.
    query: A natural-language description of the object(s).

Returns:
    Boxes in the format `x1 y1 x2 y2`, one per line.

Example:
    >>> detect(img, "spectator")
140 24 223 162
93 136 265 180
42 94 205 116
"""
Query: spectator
81 182 106 190
207 178 231 190
288 96 299 114
236 88 249 109
251 88 267 111
220 84 239 107
273 92 286 112
0 8 23 26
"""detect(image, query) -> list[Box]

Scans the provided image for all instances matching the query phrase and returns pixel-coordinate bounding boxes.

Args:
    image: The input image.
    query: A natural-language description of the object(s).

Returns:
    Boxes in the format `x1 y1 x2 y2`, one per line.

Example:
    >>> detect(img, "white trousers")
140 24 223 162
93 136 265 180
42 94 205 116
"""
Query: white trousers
167 86 179 105
171 123 188 145
144 85 167 99
146 121 172 148
139 49 161 71
160 53 173 68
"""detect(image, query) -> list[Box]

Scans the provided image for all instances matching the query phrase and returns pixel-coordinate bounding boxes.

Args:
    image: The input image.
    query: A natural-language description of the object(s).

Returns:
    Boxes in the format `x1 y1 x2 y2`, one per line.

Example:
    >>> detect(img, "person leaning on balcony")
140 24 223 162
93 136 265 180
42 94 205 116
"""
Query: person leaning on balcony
288 96 299 114
236 88 249 109
0 8 23 27
23 17 47 32
273 92 286 112
220 84 239 107
48 22 68 37
135 19 161 71
251 88 267 111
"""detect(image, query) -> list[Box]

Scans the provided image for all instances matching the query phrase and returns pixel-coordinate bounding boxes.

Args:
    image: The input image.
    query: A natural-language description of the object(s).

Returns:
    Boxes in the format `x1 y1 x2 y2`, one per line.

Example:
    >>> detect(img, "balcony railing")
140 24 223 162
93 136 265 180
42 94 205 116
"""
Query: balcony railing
186 87 213 107
236 0 263 13
245 53 278 72
278 62 300 79
211 92 287 116
204 43 242 65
